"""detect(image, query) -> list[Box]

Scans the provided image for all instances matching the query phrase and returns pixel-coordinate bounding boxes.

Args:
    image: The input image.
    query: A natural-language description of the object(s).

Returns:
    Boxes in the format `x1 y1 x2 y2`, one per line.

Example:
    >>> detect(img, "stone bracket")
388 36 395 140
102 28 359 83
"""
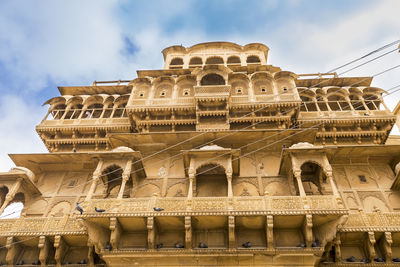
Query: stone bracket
266 215 274 249
185 216 192 249
54 235 69 267
109 217 122 250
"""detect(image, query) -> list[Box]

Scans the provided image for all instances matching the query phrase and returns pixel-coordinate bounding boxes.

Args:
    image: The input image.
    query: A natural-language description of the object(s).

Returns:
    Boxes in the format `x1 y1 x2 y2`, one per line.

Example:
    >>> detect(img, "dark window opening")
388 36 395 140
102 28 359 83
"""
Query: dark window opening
200 74 225 86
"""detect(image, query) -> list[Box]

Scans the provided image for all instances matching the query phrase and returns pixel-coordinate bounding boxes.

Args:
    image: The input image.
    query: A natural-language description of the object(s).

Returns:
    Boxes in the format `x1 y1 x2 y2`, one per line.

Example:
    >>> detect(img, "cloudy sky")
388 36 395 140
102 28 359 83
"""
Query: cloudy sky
0 0 400 171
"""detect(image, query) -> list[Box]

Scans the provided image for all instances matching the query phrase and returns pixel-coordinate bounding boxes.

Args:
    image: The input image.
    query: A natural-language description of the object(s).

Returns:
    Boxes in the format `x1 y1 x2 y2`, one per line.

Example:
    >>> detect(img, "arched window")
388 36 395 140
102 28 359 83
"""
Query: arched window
189 57 203 66
200 74 225 86
113 101 128 118
170 58 184 68
327 95 350 111
300 96 318 112
52 104 66 119
196 164 227 197
298 162 326 195
227 56 241 65
0 193 25 219
102 165 131 198
349 95 365 110
205 57 224 65
364 94 380 110
86 103 103 118
246 55 261 64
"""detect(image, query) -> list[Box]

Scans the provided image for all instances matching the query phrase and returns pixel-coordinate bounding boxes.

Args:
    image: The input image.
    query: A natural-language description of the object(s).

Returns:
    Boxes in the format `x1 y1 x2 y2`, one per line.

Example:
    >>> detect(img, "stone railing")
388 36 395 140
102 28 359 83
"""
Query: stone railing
194 85 231 97
340 212 400 231
81 195 345 216
0 216 85 236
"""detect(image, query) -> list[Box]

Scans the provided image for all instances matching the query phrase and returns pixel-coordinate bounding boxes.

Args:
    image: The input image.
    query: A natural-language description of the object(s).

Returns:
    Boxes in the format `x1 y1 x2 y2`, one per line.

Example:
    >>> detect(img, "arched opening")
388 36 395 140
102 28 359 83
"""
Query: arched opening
189 57 203 66
299 162 326 195
300 96 318 111
205 57 224 65
246 55 261 64
113 101 128 118
349 94 365 110
0 186 9 207
364 94 380 110
200 74 225 86
327 95 350 111
227 56 241 65
0 193 25 219
170 58 184 69
102 165 131 198
86 103 103 118
69 103 83 119
52 104 66 119
196 164 227 197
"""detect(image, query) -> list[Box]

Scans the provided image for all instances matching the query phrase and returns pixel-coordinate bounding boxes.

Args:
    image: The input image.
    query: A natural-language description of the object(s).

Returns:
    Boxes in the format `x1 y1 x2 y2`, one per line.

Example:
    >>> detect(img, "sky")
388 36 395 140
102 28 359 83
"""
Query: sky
0 0 400 172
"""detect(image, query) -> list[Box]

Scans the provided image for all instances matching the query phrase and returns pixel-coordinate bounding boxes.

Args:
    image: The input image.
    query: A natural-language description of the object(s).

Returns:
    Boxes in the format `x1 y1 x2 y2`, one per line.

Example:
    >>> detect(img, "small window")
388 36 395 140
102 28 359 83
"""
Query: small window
261 88 266 93
236 87 243 94
68 180 76 187
358 175 367 183
183 89 190 96
160 91 166 97
283 87 287 91
139 91 144 98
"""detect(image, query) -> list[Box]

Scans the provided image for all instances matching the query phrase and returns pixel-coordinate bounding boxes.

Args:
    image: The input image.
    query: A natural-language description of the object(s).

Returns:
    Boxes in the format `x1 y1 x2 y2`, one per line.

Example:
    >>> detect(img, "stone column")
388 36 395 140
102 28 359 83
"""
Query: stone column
345 96 354 111
0 178 23 216
327 172 340 197
85 160 104 201
187 175 194 199
118 159 132 199
293 170 306 197
226 161 233 197
248 80 255 102
78 104 88 119
60 104 71 120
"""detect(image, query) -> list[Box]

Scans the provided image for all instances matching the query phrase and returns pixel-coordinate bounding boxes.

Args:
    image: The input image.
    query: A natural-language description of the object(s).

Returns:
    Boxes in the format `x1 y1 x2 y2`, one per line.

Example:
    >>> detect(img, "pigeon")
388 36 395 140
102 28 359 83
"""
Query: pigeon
360 259 370 263
364 113 370 116
242 241 252 248
346 256 356 262
105 242 112 251
95 207 105 213
16 260 24 265
393 258 400 262
199 242 208 248
174 243 184 248
296 243 306 248
32 260 41 265
73 148 77 153
64 261 71 265
311 241 320 247
76 202 83 214
156 243 163 249
153 207 164 212
78 259 87 264
374 257 385 262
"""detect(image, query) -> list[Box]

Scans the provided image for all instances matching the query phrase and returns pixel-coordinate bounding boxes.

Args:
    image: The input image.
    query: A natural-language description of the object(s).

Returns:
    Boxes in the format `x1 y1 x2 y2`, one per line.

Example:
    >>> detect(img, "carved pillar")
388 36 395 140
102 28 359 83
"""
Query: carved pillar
187 160 195 199
147 217 155 249
228 216 235 249
85 160 104 201
380 232 392 263
6 236 21 266
226 162 233 198
60 105 71 119
185 216 192 249
365 231 376 262
38 236 50 266
0 178 23 215
327 172 339 197
248 80 255 102
361 98 369 111
118 159 132 199
303 215 313 247
333 235 341 262
293 170 306 197
88 245 95 267
345 96 354 111
78 104 88 119
266 215 274 249
54 235 68 267
109 217 121 250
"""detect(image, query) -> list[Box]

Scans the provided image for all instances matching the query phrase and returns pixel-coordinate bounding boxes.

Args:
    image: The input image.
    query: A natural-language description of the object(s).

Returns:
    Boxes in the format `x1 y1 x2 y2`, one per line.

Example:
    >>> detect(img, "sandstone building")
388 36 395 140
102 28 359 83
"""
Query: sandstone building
1 42 400 266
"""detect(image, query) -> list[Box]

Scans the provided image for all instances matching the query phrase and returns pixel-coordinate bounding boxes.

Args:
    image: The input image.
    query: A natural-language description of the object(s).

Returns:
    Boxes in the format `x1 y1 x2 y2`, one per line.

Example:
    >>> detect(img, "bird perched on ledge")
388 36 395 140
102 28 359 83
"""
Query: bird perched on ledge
346 256 356 262
296 243 306 248
242 241 252 248
174 243 184 248
76 202 83 214
95 207 105 213
156 243 163 249
105 242 112 251
153 207 164 211
199 242 208 248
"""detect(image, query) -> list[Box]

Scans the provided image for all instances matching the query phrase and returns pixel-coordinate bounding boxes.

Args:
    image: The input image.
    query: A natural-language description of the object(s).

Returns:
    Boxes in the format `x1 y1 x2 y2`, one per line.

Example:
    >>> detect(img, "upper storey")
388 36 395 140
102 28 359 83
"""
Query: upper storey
162 42 269 69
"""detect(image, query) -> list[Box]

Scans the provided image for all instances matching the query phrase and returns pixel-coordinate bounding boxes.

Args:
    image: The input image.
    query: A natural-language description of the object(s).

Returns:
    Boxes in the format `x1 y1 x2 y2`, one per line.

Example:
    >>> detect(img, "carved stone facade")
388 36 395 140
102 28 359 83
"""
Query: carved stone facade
1 42 399 266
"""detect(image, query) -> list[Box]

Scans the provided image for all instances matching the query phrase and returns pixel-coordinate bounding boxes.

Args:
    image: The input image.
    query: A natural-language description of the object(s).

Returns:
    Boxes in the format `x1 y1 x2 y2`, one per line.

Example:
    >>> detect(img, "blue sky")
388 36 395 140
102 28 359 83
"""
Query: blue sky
0 0 400 171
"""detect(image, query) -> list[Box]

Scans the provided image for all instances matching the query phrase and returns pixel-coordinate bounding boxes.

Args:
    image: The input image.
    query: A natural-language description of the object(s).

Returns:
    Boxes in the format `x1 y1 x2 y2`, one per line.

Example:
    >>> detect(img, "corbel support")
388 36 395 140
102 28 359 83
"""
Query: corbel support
109 217 122 250
365 231 376 261
303 214 313 247
85 160 104 201
87 244 95 267
226 161 233 198
185 216 192 249
147 217 155 249
380 232 392 263
0 178 23 215
83 220 110 254
54 235 69 267
6 236 22 266
333 235 341 262
266 215 274 249
118 159 133 199
228 216 236 249
38 236 51 266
